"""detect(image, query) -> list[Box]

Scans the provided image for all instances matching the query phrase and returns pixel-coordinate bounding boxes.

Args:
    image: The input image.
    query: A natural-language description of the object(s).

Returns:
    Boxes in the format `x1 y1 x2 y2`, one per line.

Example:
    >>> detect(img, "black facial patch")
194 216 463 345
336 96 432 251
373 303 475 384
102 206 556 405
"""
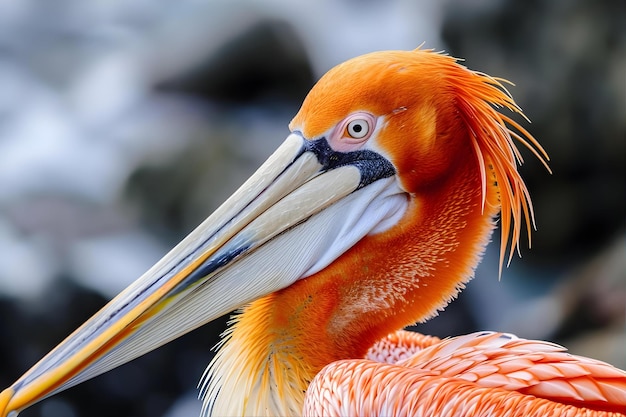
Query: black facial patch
302 137 395 189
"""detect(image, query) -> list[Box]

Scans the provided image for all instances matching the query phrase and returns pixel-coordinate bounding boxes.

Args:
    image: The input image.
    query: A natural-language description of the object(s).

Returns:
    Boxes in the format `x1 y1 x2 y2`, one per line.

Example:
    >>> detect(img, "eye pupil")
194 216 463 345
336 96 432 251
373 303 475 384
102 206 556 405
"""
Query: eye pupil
347 119 370 139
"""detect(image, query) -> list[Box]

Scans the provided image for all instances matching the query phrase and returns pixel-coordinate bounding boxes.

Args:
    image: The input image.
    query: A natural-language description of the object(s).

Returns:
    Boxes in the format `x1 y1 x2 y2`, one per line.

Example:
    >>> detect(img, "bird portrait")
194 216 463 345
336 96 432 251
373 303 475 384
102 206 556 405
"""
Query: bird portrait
1 47 624 417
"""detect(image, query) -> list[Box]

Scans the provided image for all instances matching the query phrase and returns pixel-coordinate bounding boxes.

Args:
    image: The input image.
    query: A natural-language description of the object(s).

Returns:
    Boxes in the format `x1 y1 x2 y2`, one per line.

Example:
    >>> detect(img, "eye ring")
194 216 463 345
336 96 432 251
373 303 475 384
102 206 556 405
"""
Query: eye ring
328 112 376 151
347 119 370 139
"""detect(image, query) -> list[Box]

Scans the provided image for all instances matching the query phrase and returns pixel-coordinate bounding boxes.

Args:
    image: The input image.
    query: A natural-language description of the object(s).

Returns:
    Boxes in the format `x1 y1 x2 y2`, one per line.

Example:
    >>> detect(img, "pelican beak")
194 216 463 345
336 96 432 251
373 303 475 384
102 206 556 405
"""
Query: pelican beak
0 132 405 416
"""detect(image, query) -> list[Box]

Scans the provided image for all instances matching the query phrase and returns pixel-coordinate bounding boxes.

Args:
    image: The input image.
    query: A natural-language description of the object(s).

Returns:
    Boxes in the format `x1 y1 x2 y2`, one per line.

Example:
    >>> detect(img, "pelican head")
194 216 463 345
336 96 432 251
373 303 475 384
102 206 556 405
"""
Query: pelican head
0 48 548 416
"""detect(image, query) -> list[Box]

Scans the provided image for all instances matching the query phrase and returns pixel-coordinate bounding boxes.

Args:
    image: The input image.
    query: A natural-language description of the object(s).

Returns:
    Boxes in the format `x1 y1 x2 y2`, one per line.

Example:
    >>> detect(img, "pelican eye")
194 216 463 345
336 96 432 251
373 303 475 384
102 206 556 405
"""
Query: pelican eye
347 119 370 139
328 112 375 151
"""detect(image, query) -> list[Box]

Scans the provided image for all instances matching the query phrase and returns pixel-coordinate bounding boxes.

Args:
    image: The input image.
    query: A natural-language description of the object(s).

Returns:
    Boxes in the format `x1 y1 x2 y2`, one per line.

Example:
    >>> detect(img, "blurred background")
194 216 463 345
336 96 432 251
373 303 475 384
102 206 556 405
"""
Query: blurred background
0 0 623 416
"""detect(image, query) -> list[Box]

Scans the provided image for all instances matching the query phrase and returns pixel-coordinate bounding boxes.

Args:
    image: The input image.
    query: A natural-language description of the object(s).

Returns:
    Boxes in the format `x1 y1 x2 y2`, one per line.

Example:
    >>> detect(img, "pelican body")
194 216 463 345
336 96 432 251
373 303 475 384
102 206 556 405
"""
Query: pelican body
1 49 625 417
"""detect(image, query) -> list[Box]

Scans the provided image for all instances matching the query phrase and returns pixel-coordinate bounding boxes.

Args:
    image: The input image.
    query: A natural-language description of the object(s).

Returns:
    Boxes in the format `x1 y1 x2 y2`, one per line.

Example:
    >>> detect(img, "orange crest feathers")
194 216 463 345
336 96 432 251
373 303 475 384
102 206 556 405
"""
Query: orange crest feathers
436 50 551 273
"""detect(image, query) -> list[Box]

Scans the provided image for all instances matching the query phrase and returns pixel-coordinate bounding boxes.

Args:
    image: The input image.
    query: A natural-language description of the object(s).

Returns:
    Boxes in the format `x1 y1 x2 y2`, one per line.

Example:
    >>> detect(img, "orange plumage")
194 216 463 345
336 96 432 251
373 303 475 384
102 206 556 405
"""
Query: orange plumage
202 49 623 416
1 48 624 417
307 331 626 416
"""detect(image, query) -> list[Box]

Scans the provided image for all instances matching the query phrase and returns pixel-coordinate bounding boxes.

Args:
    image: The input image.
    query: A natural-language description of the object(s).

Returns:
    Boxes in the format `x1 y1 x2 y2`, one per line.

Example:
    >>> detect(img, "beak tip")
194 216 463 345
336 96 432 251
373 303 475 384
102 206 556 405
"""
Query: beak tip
0 387 15 417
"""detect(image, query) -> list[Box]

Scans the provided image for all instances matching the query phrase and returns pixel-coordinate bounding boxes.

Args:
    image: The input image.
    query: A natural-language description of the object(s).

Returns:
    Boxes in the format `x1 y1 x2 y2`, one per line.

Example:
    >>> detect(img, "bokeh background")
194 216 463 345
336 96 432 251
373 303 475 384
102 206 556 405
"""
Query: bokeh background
0 0 624 416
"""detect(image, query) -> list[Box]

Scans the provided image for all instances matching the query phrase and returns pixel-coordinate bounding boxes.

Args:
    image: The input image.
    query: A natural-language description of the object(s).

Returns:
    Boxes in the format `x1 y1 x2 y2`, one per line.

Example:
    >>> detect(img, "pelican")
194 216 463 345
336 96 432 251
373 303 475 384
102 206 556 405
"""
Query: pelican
1 48 625 417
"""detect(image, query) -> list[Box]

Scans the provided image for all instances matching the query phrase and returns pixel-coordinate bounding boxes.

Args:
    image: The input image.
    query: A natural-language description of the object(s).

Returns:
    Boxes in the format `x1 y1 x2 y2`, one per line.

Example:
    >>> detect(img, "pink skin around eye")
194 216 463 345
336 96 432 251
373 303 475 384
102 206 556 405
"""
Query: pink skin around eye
327 112 377 152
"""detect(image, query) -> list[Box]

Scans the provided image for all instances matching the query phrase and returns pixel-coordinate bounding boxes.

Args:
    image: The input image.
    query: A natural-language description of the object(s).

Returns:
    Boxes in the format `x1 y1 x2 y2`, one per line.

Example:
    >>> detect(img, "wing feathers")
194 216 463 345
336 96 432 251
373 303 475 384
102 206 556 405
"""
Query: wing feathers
304 330 626 416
